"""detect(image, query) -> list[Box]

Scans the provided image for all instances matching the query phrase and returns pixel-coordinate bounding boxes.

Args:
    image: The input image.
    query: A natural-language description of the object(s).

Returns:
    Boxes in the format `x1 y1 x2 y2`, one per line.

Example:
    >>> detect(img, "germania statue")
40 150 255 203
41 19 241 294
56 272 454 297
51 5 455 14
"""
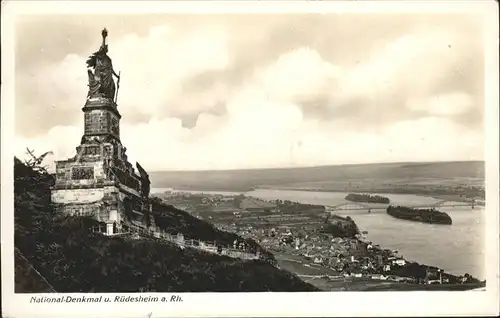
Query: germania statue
86 28 120 101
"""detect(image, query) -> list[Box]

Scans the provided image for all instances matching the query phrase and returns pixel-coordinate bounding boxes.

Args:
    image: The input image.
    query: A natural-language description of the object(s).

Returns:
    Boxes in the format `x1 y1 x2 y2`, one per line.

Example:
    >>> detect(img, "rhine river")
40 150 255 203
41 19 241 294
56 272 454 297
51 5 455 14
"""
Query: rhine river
152 188 485 279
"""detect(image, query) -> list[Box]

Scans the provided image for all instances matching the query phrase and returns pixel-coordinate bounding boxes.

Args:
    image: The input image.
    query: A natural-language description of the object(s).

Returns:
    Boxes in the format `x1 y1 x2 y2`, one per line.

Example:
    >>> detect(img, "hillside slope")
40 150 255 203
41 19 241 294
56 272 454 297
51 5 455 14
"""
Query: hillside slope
150 198 274 261
14 157 317 292
15 248 56 293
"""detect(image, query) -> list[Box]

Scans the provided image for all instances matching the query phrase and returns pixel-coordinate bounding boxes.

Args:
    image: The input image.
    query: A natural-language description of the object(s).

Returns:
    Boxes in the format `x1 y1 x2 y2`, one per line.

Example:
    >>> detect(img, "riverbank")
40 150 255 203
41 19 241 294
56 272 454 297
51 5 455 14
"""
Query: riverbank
153 184 483 205
258 185 482 204
273 245 485 291
273 231 484 291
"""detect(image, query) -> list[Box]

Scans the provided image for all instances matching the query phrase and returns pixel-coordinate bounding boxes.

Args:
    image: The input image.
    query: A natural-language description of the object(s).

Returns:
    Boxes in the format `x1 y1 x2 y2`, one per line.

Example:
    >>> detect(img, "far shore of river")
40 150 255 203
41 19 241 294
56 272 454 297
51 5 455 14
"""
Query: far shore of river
152 185 483 205
255 186 483 204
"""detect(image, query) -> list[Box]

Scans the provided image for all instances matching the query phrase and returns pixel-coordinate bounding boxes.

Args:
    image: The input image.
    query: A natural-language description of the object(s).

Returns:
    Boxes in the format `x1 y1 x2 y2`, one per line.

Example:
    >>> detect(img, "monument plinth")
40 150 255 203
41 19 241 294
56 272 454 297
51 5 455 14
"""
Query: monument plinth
82 97 121 140
51 29 153 233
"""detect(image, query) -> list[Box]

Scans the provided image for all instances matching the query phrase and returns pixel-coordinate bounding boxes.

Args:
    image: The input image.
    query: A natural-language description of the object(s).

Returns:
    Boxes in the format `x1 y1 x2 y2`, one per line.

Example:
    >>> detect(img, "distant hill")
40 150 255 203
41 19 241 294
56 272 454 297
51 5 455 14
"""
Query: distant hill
149 161 484 192
14 157 317 292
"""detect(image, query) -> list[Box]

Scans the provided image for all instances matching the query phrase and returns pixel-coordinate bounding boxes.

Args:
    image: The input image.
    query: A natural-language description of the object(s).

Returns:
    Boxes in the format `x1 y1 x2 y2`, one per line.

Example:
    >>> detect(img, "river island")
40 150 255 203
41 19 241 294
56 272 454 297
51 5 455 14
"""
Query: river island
345 193 390 204
387 205 453 225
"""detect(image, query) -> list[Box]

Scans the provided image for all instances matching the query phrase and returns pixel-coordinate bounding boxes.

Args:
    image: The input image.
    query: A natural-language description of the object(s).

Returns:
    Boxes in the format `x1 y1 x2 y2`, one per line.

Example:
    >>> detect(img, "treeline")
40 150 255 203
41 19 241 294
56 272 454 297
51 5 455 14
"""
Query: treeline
321 215 360 238
386 205 452 225
274 199 326 213
345 193 390 204
14 157 317 292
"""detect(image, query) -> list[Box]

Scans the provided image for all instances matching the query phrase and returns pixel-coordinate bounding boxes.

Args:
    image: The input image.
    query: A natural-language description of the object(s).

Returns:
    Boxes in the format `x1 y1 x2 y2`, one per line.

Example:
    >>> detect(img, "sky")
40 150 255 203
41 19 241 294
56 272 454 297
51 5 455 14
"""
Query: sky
14 14 485 171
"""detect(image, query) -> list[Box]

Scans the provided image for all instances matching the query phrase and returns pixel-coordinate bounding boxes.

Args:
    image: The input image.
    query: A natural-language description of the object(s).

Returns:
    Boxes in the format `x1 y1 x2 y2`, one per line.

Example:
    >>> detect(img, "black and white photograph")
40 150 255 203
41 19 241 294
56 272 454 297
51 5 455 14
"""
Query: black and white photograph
2 1 499 317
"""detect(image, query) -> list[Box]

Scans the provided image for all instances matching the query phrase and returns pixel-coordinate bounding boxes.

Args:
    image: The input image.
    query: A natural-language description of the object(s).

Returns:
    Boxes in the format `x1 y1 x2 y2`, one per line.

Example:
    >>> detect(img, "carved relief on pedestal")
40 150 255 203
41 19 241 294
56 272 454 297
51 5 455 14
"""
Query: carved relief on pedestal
71 166 94 180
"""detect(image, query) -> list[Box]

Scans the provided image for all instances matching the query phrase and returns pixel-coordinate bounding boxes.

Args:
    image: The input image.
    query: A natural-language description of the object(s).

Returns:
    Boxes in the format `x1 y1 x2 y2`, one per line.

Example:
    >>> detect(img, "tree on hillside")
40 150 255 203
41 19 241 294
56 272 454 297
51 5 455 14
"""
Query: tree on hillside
24 148 53 175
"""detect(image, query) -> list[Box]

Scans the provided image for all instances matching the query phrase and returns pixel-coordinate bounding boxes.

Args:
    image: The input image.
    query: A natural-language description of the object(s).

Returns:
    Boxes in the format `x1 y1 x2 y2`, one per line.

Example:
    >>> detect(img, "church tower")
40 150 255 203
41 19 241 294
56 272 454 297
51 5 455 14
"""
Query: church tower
51 28 153 234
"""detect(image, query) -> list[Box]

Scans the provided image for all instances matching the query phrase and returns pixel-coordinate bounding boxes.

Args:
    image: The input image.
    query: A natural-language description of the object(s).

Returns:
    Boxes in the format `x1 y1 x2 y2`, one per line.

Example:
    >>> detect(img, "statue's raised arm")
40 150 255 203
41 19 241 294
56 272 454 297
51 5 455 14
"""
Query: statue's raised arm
101 29 120 79
86 28 120 101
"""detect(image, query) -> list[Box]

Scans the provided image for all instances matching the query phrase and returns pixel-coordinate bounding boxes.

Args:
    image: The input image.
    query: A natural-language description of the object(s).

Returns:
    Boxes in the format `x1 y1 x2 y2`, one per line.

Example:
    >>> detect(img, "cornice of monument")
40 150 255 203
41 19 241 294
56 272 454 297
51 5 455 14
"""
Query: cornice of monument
82 96 122 119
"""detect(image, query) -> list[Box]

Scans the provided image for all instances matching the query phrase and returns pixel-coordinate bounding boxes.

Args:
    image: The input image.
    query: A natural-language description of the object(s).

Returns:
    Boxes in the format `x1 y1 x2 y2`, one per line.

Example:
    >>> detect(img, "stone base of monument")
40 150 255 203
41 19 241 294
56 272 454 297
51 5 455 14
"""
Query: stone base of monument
51 161 153 233
51 89 153 233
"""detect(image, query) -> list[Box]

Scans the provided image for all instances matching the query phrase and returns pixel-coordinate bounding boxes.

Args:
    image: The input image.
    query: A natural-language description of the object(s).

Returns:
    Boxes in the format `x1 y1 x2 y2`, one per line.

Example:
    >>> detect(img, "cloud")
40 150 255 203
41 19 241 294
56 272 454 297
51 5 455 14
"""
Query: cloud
16 114 482 172
14 15 484 171
406 92 475 116
254 47 341 104
14 125 82 171
113 25 231 119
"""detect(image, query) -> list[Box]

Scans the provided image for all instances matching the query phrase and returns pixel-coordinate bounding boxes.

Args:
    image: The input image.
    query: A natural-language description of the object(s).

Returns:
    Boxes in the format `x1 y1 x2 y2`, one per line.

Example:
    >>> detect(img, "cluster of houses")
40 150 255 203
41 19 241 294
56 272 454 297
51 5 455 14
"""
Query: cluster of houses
288 235 407 276
163 192 468 285
215 223 452 284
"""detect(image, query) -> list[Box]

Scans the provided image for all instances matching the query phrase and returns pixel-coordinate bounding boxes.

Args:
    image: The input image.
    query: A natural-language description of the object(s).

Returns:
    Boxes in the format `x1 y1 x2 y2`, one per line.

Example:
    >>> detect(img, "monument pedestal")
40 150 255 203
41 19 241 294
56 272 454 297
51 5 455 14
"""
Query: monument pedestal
51 29 154 231
51 97 153 230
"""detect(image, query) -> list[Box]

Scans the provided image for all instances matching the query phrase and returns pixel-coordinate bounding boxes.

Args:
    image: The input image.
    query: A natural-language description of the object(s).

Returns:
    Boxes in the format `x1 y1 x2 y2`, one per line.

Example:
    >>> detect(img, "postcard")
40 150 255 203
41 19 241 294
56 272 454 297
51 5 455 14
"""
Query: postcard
2 1 499 317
